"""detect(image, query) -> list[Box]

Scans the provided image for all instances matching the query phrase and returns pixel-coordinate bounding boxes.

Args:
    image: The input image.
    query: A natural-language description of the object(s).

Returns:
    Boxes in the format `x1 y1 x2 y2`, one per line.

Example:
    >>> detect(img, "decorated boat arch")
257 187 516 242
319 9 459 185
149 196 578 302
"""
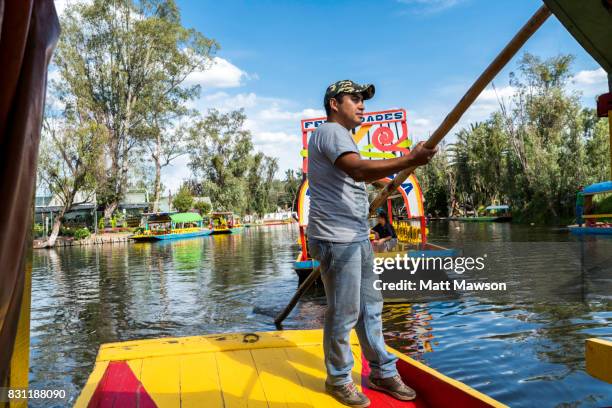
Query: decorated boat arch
294 108 435 276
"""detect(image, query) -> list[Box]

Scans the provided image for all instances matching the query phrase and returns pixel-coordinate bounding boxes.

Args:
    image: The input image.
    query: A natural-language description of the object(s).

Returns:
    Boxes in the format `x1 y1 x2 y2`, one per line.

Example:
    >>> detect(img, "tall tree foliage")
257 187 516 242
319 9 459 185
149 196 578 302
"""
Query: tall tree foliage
420 53 610 223
188 109 254 213
54 0 217 220
245 153 279 215
188 109 281 215
37 112 105 247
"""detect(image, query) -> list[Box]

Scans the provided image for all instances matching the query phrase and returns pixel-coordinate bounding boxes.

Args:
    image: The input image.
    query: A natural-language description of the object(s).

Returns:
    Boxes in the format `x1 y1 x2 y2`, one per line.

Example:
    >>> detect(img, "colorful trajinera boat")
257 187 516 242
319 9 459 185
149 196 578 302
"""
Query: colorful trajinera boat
130 212 211 242
294 109 457 286
210 211 243 234
568 181 612 235
457 205 512 223
75 329 506 408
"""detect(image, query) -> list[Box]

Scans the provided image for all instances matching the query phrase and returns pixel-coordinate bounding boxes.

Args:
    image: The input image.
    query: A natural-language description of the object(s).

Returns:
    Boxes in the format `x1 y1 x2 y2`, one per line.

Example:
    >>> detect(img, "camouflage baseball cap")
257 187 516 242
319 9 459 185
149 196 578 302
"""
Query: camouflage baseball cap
324 79 375 105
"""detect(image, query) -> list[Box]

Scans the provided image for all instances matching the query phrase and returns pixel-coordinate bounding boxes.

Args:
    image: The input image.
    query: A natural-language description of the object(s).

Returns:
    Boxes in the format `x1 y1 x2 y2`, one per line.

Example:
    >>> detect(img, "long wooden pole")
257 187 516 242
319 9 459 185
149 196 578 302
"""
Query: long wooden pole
274 267 320 327
275 5 552 327
369 5 552 215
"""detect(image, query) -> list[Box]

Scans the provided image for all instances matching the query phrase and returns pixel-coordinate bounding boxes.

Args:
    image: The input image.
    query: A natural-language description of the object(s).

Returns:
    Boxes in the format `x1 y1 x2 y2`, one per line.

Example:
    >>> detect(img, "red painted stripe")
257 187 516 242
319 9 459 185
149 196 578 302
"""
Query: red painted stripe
361 354 423 407
394 356 497 408
88 361 157 408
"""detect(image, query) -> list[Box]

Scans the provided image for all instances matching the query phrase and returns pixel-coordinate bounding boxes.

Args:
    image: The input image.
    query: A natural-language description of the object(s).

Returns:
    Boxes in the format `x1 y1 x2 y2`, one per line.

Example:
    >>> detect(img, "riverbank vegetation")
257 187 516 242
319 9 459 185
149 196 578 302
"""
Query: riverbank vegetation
37 0 297 246
417 54 610 224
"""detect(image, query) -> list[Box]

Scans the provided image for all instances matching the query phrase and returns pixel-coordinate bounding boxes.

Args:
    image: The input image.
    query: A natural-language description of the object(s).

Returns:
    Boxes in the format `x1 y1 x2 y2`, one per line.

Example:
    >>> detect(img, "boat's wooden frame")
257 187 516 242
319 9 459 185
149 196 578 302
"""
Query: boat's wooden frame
75 329 507 408
585 338 612 384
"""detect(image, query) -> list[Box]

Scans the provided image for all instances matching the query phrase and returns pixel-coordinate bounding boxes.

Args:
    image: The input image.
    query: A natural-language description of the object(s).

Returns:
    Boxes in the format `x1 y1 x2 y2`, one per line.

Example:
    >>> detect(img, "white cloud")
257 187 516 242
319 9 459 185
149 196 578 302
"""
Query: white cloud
405 84 516 143
571 68 608 98
198 92 259 110
252 131 300 144
573 68 607 85
162 91 324 192
462 85 513 119
185 57 250 89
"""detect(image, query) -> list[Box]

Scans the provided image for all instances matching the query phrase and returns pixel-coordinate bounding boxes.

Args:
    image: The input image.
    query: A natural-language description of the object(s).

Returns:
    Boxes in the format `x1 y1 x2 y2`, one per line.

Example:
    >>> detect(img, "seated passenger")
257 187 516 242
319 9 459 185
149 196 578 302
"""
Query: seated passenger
371 212 397 252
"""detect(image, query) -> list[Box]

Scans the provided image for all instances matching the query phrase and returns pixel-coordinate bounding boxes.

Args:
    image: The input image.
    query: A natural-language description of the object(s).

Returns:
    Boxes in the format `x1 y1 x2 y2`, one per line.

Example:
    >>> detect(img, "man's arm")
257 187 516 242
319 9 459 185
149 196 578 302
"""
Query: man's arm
334 141 437 183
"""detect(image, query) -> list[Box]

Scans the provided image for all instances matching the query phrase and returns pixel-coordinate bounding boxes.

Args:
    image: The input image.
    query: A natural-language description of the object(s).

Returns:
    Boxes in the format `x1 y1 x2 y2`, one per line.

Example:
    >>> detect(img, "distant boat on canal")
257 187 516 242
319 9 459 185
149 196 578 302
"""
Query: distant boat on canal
457 205 512 222
130 212 211 242
210 211 243 234
568 181 612 235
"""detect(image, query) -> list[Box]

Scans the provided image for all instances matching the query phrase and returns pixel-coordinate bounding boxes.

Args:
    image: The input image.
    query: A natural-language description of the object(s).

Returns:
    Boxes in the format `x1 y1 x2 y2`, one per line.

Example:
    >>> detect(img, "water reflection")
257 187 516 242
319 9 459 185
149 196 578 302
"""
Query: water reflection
30 223 612 408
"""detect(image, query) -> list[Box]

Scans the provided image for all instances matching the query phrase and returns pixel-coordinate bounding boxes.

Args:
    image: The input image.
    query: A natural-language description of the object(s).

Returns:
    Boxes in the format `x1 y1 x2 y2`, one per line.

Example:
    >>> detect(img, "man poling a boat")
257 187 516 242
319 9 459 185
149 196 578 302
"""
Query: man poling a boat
307 79 437 407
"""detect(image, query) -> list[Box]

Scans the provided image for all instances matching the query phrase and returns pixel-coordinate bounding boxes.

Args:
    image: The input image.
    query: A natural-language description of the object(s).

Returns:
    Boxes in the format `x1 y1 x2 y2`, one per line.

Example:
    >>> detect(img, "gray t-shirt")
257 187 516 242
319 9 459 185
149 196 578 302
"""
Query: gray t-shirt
307 122 369 242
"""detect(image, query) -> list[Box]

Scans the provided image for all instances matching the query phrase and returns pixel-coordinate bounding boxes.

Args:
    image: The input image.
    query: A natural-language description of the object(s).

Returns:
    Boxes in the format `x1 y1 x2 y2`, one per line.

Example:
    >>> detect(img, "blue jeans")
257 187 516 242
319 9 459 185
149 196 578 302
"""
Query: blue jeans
309 238 398 385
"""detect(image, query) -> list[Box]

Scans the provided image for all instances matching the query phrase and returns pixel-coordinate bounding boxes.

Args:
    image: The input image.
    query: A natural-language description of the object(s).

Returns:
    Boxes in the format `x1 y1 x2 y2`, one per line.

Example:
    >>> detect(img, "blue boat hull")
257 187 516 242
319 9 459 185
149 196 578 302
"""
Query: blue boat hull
569 226 612 235
132 230 212 241
294 259 321 285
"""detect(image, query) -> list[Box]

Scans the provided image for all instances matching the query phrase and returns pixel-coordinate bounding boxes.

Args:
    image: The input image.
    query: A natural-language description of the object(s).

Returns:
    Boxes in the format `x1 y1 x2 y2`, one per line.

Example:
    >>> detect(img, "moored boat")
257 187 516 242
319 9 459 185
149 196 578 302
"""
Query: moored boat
457 205 512 222
75 329 507 408
130 212 211 242
210 211 243 234
568 181 612 235
294 252 320 284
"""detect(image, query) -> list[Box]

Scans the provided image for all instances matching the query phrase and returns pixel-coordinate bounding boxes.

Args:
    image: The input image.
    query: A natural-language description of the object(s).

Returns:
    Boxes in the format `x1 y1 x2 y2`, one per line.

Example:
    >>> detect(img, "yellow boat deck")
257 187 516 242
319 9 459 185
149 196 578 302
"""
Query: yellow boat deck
75 329 506 408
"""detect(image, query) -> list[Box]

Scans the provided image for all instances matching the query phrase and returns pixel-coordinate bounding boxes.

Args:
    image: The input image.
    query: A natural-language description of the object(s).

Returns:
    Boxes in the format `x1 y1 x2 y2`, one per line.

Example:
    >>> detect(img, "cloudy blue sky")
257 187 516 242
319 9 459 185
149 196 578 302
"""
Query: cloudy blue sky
55 0 609 192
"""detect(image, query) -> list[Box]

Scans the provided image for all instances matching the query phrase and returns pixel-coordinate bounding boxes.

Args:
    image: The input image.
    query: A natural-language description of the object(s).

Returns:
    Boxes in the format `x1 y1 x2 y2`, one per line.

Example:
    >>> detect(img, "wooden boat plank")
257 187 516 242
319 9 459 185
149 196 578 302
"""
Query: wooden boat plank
78 330 507 407
73 360 109 408
111 360 145 407
141 355 181 407
250 347 314 406
390 348 505 408
586 338 612 384
127 358 143 380
97 330 357 361
216 349 268 407
180 353 224 407
283 345 350 407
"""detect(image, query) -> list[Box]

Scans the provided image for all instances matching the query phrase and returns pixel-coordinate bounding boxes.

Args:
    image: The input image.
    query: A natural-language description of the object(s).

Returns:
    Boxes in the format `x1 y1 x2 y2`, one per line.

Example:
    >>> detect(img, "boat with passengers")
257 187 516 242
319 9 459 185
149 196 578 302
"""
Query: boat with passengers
130 212 211 241
209 211 243 234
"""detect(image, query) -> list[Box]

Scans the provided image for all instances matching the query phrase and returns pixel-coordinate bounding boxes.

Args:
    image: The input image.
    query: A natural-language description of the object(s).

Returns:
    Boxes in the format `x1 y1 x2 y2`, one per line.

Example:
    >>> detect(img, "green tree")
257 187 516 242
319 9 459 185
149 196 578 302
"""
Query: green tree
55 0 217 222
422 52 609 224
245 153 279 215
283 169 303 211
416 145 451 216
37 111 105 247
172 185 194 212
193 200 212 215
188 109 254 213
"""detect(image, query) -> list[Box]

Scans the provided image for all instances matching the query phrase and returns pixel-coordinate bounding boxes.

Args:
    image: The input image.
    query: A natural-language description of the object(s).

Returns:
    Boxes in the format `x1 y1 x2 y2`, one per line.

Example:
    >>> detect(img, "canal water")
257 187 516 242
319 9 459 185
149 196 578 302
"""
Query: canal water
30 223 611 407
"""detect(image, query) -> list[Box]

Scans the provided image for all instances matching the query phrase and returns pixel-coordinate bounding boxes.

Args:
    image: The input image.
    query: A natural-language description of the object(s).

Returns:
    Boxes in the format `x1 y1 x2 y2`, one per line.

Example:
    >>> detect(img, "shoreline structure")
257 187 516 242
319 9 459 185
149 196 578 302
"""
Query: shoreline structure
33 232 132 249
